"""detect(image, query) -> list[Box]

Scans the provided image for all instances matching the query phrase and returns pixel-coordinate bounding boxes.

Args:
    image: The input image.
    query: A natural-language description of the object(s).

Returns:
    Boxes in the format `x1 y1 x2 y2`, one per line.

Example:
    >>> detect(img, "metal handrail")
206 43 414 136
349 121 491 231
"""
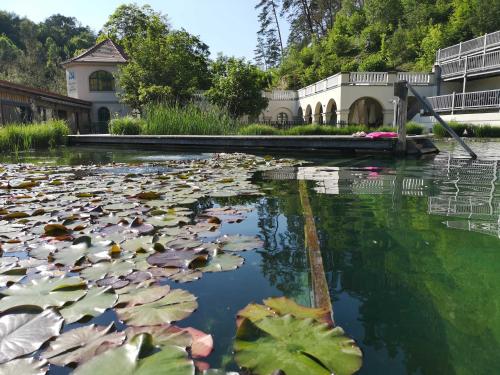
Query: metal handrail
437 30 500 63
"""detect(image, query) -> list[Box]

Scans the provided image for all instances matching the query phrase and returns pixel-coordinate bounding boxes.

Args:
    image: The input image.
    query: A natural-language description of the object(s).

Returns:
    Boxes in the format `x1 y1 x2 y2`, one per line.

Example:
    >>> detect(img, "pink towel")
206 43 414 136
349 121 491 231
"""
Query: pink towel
366 131 398 139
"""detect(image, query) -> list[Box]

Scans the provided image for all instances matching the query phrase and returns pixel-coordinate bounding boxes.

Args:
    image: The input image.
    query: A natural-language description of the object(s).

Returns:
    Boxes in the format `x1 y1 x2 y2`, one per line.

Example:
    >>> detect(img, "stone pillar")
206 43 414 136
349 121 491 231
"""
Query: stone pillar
337 110 349 126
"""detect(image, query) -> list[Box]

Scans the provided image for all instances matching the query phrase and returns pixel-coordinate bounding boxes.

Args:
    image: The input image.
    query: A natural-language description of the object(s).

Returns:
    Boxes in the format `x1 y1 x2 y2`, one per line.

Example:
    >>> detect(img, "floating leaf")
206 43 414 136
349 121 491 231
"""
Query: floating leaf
60 286 118 324
116 289 197 325
81 260 134 281
263 297 331 325
0 276 87 312
117 285 171 307
219 235 264 252
42 323 125 366
0 309 63 363
125 325 192 348
0 358 48 375
197 254 244 273
73 333 194 375
168 269 202 283
147 249 208 269
135 192 161 200
44 224 70 237
234 315 362 375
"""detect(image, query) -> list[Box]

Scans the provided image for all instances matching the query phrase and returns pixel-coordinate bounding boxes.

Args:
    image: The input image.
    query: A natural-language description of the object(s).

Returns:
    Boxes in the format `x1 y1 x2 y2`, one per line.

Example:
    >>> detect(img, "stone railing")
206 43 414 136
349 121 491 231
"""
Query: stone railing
397 72 433 85
263 90 298 101
428 89 500 112
436 30 500 64
349 72 388 85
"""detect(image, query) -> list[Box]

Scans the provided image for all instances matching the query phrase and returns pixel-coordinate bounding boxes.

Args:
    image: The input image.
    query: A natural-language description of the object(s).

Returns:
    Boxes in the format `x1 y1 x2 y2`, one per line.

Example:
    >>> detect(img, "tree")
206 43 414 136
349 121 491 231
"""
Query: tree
206 56 269 119
99 3 169 50
255 0 284 68
0 34 20 65
117 23 211 109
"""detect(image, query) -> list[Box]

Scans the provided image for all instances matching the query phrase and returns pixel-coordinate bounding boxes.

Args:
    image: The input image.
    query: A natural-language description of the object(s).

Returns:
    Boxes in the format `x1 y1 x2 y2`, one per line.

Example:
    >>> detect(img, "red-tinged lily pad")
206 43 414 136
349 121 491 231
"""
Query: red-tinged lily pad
44 224 70 237
147 249 208 269
0 358 48 375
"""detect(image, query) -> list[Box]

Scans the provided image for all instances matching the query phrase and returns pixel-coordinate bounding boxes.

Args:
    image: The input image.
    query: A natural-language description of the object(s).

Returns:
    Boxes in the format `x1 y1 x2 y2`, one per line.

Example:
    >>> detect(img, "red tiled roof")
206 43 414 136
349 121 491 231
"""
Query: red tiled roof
0 80 92 107
62 39 128 66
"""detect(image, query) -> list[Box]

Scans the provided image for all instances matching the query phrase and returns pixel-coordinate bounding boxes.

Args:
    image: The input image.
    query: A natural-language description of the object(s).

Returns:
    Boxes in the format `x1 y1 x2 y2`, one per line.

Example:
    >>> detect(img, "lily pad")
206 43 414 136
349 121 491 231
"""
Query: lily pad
0 309 63 363
147 249 208 269
81 260 134 281
0 358 48 375
168 269 203 283
116 289 198 326
73 333 194 375
42 323 125 366
0 276 87 312
60 286 118 324
219 235 264 252
234 315 362 375
117 285 171 307
197 254 244 273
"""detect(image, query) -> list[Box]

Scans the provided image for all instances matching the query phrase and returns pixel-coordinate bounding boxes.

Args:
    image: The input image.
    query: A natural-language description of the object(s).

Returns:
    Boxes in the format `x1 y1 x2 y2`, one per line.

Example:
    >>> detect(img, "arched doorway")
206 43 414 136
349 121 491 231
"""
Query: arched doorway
297 107 303 124
98 107 111 123
325 99 337 125
305 105 313 124
314 102 323 124
348 97 383 127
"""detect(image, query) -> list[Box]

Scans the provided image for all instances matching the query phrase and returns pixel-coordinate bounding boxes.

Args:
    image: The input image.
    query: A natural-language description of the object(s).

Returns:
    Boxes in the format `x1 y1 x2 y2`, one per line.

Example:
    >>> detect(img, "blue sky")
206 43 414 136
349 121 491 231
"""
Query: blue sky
1 0 289 60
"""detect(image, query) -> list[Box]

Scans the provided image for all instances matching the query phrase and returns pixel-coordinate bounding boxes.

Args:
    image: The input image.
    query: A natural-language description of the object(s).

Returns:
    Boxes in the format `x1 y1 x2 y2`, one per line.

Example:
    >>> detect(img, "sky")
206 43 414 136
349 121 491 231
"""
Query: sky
1 0 290 61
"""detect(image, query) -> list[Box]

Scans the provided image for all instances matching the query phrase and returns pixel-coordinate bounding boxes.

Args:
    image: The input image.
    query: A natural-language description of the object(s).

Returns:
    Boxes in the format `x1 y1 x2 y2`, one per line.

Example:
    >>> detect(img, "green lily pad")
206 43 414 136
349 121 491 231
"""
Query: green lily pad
81 260 134 281
234 315 362 375
0 309 63 363
116 289 198 325
117 285 171 307
0 358 48 375
147 249 208 269
42 323 125 366
60 286 118 324
197 254 244 273
263 297 331 325
219 235 264 252
73 333 194 375
125 325 192 348
0 276 87 312
168 269 203 283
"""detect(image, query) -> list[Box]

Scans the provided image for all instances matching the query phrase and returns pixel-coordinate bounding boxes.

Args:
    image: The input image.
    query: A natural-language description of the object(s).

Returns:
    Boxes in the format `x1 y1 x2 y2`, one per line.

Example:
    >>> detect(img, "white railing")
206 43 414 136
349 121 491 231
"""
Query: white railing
436 30 500 63
263 90 299 101
397 72 433 85
349 72 388 85
441 49 500 77
428 89 500 112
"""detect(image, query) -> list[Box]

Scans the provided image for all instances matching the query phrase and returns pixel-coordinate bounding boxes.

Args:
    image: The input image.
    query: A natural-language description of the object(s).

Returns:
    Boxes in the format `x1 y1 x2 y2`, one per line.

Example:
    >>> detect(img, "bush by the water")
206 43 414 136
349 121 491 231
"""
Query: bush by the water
238 124 281 135
142 103 237 135
109 117 144 135
0 120 69 152
433 122 500 138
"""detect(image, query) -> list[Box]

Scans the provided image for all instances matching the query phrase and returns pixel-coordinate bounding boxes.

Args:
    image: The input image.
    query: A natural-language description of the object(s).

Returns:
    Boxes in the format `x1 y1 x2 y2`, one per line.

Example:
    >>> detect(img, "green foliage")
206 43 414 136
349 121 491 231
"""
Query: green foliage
238 124 424 136
433 121 470 137
109 117 144 135
433 122 500 137
238 124 281 135
0 120 69 152
142 103 237 135
406 122 425 135
206 56 269 118
473 125 500 138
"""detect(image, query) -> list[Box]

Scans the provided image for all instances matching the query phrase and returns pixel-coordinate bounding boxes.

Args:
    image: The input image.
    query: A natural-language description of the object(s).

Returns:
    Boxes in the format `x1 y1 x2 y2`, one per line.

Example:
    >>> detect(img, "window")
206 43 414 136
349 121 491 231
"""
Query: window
277 112 288 124
89 70 115 92
97 107 111 123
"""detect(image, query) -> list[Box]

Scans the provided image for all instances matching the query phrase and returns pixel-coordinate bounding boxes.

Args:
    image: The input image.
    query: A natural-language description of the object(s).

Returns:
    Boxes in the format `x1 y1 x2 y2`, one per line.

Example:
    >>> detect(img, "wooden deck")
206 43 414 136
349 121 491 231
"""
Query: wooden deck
68 134 438 156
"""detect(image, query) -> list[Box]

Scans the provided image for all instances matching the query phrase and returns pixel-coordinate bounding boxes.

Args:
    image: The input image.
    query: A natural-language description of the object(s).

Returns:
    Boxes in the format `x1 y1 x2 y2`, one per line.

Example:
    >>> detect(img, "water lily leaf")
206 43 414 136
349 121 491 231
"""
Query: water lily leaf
234 315 362 375
135 192 162 200
60 286 118 324
116 289 198 325
53 243 87 266
42 323 125 366
219 235 264 252
117 285 171 307
74 333 194 375
29 244 57 260
146 214 190 228
125 325 192 348
197 254 244 273
166 238 203 250
168 269 202 283
0 309 63 363
0 358 48 375
0 266 26 287
147 249 208 269
0 276 87 312
81 260 134 281
44 224 70 237
263 297 331 325
183 327 213 358
103 202 137 211
121 236 155 253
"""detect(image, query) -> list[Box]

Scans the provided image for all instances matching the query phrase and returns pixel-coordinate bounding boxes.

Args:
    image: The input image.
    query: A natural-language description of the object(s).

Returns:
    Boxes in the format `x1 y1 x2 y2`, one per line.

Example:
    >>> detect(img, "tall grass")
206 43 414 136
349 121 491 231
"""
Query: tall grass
0 120 69 152
109 116 145 135
142 103 238 135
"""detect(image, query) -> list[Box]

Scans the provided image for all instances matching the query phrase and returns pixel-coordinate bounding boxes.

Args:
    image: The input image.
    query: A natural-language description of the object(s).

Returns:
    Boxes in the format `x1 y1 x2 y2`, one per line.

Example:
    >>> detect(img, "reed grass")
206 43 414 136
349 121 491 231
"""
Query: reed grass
109 116 145 135
0 120 69 152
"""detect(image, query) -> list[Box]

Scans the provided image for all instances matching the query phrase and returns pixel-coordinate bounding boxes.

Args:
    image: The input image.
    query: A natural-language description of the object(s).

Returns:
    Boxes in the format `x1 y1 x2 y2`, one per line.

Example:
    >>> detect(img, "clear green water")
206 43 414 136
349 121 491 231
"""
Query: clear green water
2 139 500 375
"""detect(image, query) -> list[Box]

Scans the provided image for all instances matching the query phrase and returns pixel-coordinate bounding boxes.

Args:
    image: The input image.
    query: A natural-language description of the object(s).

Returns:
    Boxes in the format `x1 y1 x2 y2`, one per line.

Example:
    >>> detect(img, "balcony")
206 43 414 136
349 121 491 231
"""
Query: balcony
428 89 500 113
440 49 500 79
436 30 500 64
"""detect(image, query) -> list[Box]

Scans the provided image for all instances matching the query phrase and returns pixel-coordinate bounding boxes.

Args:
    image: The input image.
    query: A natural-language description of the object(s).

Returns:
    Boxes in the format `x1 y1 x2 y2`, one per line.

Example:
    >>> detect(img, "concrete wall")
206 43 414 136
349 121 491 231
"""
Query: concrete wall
417 112 500 128
65 63 130 122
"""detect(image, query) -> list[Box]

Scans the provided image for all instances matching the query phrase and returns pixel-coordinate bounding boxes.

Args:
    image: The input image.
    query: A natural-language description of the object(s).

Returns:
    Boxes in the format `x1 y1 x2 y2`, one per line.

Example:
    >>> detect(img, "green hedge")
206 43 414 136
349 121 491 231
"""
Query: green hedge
0 120 69 152
109 117 144 135
433 122 500 138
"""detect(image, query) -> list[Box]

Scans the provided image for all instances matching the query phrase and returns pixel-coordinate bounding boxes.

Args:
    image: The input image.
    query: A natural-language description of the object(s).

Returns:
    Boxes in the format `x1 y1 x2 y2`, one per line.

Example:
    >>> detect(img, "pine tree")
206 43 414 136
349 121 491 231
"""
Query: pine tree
255 0 284 68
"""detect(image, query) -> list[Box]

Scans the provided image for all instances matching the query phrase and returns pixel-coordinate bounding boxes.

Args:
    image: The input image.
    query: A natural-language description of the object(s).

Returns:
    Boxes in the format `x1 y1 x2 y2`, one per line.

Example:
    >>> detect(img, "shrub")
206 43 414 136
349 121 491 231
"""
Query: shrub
0 120 69 152
406 122 424 135
284 124 369 135
109 117 144 135
472 124 500 138
433 121 471 137
238 124 281 135
142 103 237 135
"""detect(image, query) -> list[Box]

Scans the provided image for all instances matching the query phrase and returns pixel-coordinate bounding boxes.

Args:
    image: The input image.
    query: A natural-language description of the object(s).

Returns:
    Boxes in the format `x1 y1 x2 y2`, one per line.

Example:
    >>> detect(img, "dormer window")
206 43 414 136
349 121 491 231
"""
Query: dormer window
89 70 115 92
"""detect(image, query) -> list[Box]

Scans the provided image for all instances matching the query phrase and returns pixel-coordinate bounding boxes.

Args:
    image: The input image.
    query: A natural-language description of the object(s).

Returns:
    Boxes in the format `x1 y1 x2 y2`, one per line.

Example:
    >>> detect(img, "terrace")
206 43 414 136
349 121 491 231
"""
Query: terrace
428 89 500 113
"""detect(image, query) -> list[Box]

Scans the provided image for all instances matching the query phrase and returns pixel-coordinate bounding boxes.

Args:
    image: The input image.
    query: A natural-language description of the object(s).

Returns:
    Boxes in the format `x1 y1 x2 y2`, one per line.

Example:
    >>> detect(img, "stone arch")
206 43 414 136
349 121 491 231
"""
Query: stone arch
89 70 115 92
297 107 303 123
325 99 337 125
348 97 383 127
314 102 323 124
273 107 293 124
305 105 313 124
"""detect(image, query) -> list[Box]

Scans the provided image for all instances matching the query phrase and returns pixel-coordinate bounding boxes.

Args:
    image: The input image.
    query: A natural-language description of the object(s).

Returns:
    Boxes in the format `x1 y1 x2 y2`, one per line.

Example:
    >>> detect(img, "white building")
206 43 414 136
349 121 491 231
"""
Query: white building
62 39 131 131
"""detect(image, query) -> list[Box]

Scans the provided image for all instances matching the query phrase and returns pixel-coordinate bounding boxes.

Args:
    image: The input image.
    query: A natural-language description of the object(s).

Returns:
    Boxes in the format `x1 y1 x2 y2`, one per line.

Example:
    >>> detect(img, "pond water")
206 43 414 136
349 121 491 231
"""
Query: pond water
1 139 499 375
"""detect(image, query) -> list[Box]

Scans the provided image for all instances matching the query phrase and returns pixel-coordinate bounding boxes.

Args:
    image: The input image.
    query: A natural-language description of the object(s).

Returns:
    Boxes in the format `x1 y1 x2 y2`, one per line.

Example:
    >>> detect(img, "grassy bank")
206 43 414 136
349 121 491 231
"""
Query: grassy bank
433 122 500 138
0 120 69 152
